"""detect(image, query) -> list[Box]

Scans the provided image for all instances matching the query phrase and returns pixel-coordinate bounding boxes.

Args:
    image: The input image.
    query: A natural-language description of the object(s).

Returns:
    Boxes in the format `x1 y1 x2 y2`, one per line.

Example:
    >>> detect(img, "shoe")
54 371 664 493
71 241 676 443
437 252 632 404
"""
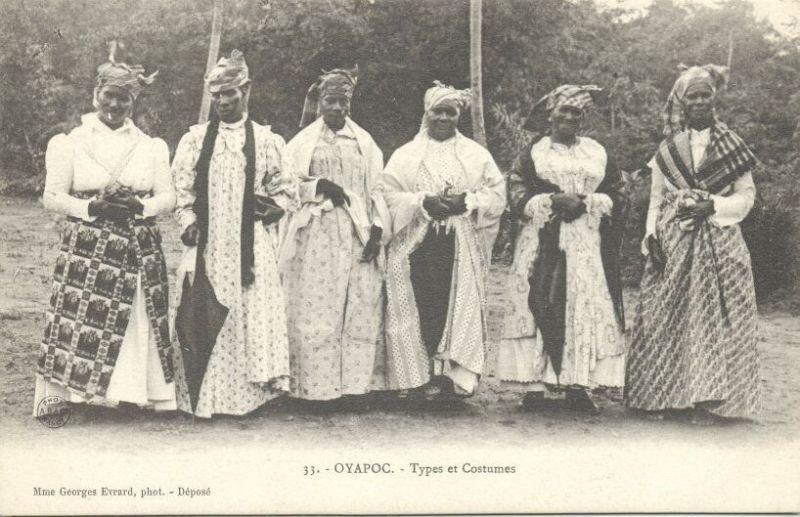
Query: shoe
565 388 599 413
521 392 547 411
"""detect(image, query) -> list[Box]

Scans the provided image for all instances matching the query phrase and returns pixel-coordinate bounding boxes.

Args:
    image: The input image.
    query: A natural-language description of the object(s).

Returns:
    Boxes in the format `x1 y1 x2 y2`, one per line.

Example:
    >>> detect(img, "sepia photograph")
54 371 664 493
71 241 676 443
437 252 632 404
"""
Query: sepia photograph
1 0 799 514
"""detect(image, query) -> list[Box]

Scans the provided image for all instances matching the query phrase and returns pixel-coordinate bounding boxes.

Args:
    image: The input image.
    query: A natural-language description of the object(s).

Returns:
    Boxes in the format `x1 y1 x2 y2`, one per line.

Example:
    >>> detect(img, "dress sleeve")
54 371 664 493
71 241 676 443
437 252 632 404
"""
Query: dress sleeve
590 153 625 219
172 132 200 232
261 134 300 213
139 138 176 218
463 153 507 228
709 172 756 227
42 134 95 220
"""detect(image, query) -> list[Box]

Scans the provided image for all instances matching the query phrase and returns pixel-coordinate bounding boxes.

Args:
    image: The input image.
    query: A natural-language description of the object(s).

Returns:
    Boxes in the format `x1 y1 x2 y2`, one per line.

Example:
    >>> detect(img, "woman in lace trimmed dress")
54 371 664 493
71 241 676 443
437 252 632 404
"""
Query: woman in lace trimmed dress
497 85 627 412
34 48 177 414
379 81 506 399
625 65 761 420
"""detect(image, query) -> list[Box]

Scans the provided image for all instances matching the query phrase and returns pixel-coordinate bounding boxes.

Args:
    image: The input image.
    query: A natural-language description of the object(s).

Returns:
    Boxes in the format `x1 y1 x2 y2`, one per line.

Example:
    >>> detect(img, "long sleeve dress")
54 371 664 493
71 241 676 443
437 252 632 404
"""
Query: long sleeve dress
280 117 389 400
170 115 298 418
35 113 177 412
626 126 761 418
380 131 506 395
498 136 626 389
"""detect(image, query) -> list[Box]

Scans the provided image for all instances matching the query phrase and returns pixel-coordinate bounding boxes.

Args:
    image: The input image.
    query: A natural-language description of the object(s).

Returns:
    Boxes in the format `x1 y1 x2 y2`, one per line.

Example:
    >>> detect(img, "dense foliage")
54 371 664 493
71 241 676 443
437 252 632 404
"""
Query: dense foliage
1 0 798 303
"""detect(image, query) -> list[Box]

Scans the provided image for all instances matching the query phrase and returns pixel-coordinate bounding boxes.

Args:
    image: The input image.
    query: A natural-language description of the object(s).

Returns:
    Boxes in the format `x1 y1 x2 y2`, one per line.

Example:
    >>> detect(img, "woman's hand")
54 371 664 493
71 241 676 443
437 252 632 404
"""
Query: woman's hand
551 193 585 221
316 178 350 207
181 222 200 246
254 194 285 225
360 225 383 263
88 199 134 221
677 199 715 222
440 192 468 216
422 195 451 220
647 234 666 274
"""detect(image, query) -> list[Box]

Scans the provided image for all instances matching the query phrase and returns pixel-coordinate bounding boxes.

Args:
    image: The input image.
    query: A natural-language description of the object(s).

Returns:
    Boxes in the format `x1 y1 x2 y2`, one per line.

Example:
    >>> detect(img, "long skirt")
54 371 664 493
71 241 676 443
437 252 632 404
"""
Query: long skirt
34 215 175 412
625 190 761 418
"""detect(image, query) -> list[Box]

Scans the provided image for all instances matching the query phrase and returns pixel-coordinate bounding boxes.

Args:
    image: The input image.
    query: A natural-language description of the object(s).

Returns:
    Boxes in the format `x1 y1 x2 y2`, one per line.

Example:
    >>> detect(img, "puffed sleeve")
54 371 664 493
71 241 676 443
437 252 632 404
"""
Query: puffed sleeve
261 133 300 213
463 152 507 230
42 134 96 220
139 138 176 218
710 172 756 227
172 131 200 232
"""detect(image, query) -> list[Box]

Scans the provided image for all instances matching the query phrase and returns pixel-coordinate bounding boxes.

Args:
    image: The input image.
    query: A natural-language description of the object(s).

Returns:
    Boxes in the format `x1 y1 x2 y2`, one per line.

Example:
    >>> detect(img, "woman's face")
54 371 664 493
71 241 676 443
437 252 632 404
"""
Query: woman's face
550 104 582 141
320 93 350 130
426 100 460 141
685 88 715 128
211 86 247 123
96 85 133 128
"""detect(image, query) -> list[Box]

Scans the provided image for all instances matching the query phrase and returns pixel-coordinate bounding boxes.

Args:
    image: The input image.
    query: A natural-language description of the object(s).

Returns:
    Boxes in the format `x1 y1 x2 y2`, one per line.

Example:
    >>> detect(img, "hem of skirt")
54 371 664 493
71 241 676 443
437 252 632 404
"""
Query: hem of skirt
625 398 761 419
288 388 375 401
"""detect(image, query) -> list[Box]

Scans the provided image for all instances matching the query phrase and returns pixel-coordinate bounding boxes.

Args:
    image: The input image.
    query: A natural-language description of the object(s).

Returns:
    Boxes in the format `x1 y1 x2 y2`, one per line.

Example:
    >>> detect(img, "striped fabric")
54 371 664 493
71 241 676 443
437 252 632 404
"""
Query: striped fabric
653 122 757 194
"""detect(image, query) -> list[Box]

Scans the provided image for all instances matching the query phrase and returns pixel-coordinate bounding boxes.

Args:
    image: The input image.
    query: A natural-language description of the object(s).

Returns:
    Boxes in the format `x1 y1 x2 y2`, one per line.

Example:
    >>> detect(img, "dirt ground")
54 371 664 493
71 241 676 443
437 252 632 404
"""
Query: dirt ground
1 195 799 513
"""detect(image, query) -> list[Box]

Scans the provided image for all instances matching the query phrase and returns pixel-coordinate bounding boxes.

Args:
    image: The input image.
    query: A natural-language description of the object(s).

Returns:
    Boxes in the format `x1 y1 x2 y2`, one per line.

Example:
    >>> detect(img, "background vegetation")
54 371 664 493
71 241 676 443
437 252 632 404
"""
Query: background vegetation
1 0 797 306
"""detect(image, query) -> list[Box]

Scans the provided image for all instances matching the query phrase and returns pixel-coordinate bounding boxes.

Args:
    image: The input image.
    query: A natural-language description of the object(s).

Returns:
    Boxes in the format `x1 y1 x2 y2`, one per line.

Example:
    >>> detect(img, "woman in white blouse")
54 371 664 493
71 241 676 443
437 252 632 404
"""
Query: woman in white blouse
34 49 177 415
626 65 762 421
498 85 626 412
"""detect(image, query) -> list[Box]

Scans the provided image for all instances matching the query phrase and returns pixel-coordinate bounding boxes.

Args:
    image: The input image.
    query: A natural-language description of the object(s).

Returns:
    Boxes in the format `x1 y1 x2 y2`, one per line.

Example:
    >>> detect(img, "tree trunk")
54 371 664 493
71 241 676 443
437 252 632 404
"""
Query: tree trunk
469 0 487 148
198 0 224 124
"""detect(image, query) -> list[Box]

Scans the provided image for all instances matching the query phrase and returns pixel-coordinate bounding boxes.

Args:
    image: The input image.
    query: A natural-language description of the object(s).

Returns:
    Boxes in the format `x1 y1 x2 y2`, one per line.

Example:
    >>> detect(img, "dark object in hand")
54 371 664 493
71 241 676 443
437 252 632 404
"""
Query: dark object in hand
254 194 285 225
316 178 350 207
550 193 584 219
647 234 666 274
88 199 133 221
560 200 587 222
181 222 200 246
677 199 715 222
422 195 451 220
441 192 468 216
360 225 383 263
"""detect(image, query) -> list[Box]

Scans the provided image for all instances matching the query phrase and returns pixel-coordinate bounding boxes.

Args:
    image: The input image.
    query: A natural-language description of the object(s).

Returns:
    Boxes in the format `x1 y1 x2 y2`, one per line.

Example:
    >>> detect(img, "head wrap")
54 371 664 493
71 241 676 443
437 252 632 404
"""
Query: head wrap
419 80 470 134
205 49 251 93
523 84 603 131
424 80 471 113
95 41 157 100
663 64 728 135
299 66 358 127
541 84 603 112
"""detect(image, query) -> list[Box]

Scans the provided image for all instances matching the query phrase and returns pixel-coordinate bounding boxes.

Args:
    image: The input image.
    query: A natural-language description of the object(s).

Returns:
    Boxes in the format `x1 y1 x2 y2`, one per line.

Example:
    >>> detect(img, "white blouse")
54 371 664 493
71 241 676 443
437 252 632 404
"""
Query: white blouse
43 113 175 221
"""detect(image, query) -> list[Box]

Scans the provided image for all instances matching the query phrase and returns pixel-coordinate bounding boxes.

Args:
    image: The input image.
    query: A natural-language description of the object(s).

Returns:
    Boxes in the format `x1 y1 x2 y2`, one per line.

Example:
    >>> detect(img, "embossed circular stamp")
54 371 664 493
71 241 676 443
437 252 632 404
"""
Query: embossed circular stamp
36 395 71 428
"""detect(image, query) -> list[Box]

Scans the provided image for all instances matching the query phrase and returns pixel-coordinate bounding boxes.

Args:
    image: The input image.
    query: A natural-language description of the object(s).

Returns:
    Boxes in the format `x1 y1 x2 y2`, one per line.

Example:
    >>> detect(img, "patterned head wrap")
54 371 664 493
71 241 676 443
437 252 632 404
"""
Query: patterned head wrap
299 66 358 127
663 64 729 136
205 49 251 93
95 41 157 100
540 84 603 113
523 84 603 131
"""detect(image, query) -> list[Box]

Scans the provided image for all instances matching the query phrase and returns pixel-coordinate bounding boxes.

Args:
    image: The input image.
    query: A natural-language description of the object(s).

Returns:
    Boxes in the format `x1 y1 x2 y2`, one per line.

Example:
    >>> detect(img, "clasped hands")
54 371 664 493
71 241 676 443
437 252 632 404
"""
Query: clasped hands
550 192 586 222
675 199 715 232
422 192 468 221
88 182 143 221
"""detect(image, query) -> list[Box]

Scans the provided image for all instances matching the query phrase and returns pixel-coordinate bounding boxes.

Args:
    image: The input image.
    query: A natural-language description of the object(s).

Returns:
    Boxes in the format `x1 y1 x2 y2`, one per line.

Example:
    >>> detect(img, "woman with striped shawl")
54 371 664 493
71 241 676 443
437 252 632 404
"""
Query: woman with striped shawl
625 65 762 420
